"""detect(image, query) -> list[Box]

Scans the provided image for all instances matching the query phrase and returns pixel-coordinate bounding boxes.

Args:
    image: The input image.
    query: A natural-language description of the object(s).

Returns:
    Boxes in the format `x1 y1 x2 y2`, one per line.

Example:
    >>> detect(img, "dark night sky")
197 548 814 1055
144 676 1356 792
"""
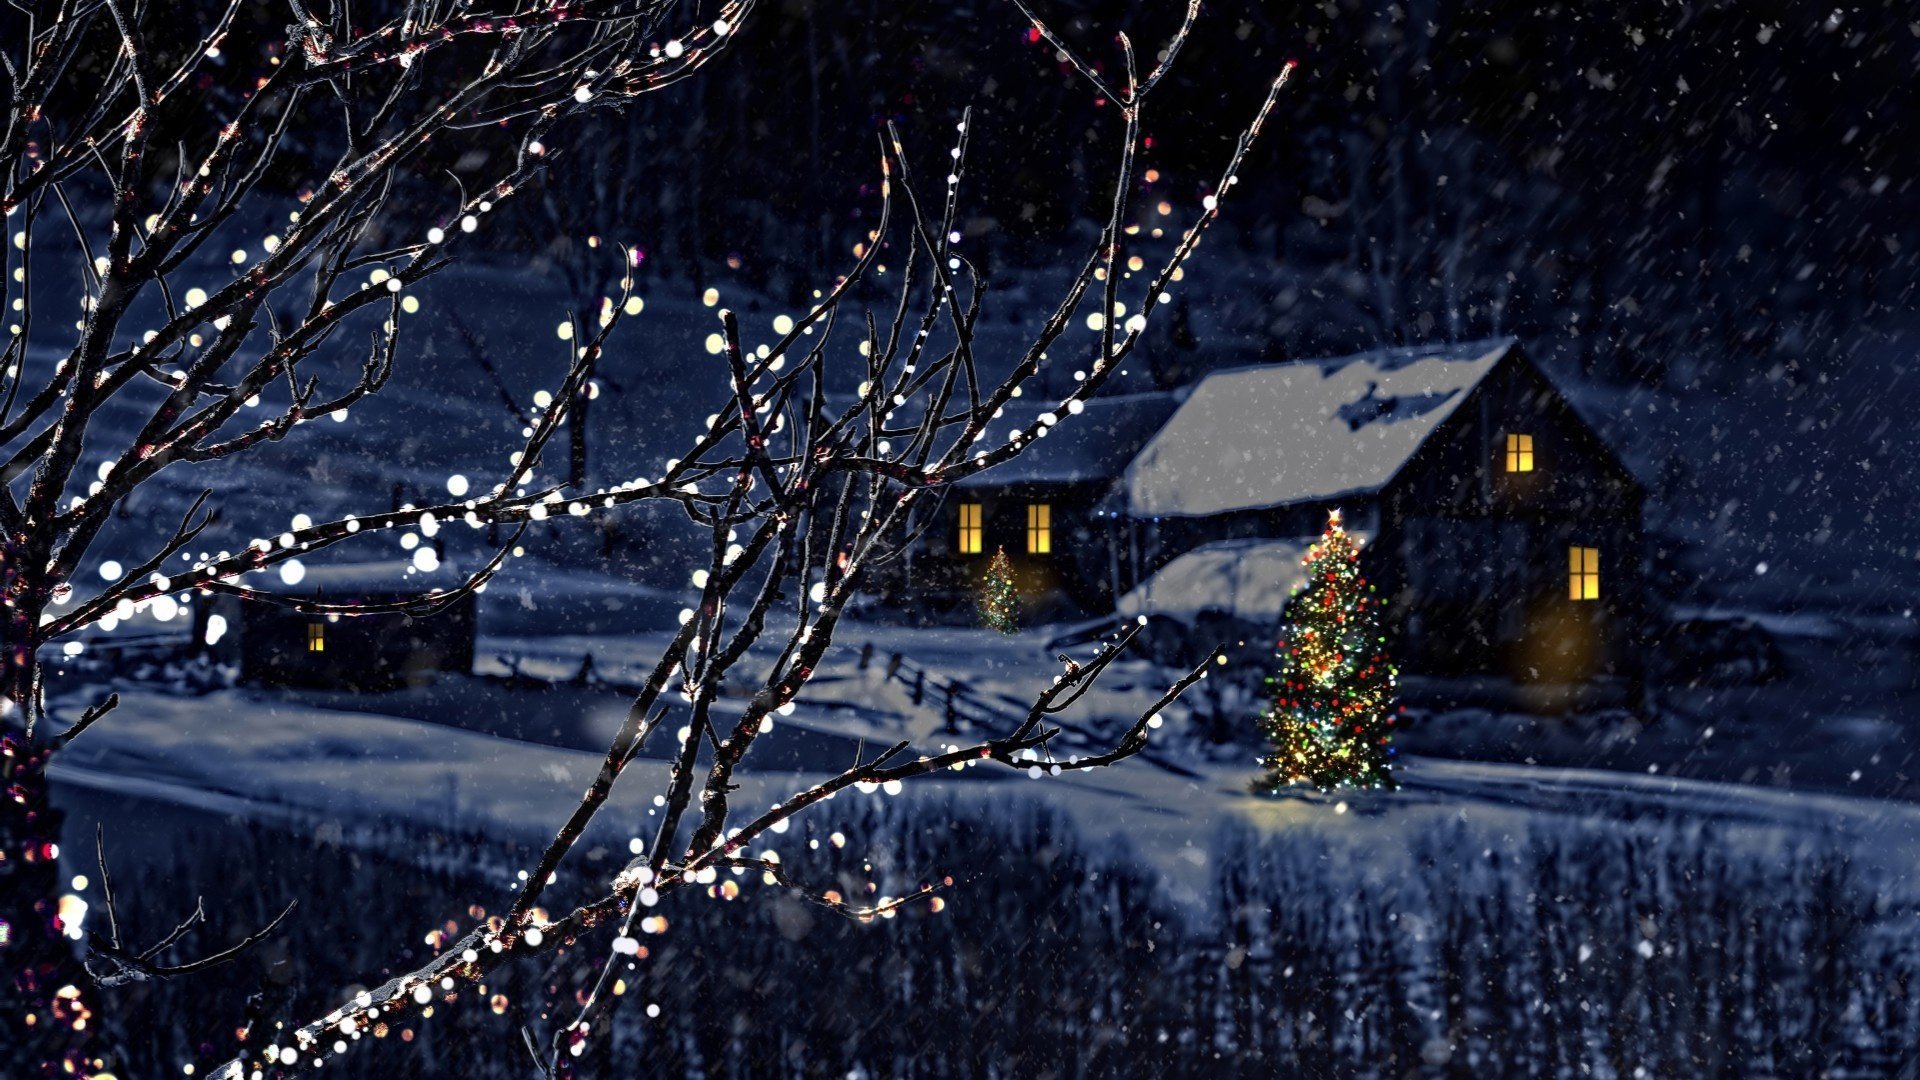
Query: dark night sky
507 0 1919 381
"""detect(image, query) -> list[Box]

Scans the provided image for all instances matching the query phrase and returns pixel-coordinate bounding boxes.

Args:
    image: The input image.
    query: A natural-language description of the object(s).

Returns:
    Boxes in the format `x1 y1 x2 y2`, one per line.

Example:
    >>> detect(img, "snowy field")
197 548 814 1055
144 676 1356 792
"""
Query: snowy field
50 675 1920 901
47 616 1920 1076
47 613 1920 906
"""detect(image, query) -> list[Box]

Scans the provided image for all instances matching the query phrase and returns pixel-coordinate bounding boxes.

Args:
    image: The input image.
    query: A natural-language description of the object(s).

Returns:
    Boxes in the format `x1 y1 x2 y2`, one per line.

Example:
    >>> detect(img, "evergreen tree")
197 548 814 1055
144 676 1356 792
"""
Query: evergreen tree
1252 511 1399 792
979 547 1019 634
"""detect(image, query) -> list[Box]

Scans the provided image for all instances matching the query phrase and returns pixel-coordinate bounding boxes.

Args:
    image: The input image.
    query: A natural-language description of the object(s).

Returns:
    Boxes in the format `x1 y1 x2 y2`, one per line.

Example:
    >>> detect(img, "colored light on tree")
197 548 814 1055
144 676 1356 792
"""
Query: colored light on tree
1251 510 1399 793
978 547 1019 635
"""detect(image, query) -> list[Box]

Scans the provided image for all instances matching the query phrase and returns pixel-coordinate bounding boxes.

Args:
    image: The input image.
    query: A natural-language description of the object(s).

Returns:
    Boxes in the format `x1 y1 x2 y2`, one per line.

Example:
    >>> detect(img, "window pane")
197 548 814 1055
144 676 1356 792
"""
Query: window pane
1506 433 1534 472
1567 546 1600 601
1027 503 1051 554
959 504 983 554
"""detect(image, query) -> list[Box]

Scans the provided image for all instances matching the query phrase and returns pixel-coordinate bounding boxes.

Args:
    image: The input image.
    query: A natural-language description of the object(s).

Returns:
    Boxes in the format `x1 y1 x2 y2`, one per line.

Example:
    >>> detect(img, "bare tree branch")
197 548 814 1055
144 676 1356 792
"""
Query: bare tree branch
81 828 297 989
1 1 1296 1075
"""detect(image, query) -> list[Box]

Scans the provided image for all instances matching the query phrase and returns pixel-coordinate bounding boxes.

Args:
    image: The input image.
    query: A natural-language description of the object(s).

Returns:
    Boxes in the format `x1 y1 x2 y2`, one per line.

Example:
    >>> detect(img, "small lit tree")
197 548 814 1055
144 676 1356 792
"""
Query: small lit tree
979 546 1019 634
1252 510 1399 792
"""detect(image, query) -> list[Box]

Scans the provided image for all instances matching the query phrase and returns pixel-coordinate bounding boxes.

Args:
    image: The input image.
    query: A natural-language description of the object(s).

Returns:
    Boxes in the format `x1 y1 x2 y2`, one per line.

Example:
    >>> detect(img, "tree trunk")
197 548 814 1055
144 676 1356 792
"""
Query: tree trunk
1 654 100 1075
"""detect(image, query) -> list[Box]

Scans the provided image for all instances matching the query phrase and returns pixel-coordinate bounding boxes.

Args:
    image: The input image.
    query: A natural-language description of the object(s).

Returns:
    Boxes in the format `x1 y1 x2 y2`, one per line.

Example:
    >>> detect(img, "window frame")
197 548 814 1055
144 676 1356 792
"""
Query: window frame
307 621 327 653
1026 503 1052 554
1568 545 1600 601
957 502 984 555
1504 432 1535 473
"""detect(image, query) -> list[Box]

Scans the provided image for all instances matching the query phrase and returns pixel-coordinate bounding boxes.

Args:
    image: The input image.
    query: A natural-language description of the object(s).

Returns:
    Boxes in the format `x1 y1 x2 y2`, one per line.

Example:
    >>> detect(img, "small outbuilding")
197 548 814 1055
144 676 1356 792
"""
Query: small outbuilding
204 561 477 691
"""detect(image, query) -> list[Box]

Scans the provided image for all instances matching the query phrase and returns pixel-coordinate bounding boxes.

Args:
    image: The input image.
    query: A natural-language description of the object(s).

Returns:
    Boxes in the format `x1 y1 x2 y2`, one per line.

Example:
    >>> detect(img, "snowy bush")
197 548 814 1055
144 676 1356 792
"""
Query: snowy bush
98 797 1918 1077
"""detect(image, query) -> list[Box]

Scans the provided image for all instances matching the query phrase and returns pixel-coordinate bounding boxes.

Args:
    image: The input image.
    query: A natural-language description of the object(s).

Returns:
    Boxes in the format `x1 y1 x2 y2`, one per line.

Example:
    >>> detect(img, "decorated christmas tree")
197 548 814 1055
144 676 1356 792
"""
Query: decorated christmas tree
978 547 1019 634
1252 510 1399 793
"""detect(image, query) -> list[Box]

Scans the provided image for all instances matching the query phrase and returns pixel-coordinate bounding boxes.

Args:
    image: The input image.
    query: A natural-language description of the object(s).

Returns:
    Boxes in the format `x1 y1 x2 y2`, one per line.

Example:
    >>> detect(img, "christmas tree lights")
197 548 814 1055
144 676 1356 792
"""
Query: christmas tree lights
978 547 1019 635
1252 510 1399 793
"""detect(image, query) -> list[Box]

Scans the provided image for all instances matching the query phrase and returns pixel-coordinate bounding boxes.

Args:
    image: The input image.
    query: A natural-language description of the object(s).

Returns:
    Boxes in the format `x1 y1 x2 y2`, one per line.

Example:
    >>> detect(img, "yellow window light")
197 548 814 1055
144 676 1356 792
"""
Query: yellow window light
1568 546 1600 601
1505 433 1535 473
958 503 983 555
1026 504 1052 554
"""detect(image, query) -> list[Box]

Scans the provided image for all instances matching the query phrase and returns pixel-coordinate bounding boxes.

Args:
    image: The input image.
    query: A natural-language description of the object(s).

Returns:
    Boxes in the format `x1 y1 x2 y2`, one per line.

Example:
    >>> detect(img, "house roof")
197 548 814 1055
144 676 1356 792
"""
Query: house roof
954 391 1179 488
1116 531 1373 623
1120 339 1515 518
236 557 474 601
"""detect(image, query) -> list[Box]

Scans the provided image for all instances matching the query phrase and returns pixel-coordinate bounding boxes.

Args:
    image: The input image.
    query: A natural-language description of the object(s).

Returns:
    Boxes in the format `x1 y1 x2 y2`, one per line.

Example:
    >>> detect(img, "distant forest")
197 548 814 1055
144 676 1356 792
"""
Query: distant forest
18 0 1920 383
479 0 1920 388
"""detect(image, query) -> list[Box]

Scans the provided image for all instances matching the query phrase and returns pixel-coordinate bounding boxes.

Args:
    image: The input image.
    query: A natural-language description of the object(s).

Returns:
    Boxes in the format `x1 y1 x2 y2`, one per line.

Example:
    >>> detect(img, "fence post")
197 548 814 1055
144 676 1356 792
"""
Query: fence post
911 669 924 706
885 653 903 682
944 682 961 734
858 642 874 671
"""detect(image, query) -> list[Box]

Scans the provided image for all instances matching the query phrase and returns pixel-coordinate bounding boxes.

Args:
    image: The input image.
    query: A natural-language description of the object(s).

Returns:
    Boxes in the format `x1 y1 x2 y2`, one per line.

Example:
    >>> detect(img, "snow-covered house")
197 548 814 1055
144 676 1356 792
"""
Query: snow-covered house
1112 339 1647 692
884 392 1178 618
205 561 478 691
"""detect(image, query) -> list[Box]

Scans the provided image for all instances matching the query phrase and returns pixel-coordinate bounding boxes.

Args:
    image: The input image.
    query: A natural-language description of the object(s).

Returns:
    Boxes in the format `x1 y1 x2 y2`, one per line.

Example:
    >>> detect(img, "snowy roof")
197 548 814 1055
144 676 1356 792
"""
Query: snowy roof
1121 339 1515 518
955 392 1179 487
1116 532 1372 624
236 558 474 599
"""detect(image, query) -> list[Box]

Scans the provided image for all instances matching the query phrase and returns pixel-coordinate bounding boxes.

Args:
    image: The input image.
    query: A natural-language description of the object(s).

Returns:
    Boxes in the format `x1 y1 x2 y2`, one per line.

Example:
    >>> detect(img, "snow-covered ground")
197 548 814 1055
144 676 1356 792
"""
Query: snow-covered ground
46 614 1920 914
32 234 1920 819
43 598 1920 1075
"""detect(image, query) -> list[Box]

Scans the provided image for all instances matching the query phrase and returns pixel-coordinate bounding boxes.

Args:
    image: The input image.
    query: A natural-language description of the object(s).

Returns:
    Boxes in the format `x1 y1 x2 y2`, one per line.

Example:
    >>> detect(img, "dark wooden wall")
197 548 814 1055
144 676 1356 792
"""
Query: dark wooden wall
1107 350 1647 686
879 479 1118 620
236 594 477 691
1376 354 1646 683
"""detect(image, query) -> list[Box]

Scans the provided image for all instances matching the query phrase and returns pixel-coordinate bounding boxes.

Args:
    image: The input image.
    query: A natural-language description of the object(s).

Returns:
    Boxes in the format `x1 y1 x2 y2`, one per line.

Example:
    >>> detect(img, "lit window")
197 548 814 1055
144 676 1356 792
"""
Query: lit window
307 622 326 652
1505 433 1535 472
1026 504 1052 554
958 503 983 555
1568 546 1600 601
